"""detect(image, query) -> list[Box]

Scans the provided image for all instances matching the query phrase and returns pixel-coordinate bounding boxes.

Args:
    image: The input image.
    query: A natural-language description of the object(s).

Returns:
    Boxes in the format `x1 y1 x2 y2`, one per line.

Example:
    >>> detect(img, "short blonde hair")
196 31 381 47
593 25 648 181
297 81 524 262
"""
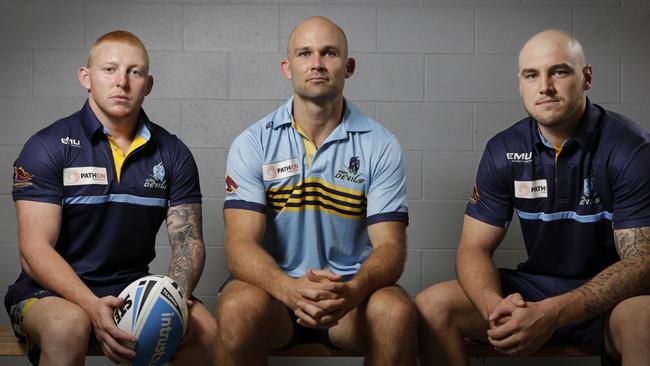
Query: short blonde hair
87 30 149 67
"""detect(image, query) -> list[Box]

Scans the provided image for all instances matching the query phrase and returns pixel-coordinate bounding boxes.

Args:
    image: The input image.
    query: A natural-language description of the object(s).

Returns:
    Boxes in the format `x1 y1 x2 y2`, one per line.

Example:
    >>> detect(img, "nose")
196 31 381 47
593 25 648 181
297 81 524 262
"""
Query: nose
539 74 555 95
115 71 129 88
310 54 324 71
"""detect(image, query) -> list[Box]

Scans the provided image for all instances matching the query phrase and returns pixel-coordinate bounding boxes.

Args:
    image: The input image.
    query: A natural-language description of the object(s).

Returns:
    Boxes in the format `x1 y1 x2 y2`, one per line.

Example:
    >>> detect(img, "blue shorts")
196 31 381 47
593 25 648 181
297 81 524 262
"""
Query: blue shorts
499 268 619 366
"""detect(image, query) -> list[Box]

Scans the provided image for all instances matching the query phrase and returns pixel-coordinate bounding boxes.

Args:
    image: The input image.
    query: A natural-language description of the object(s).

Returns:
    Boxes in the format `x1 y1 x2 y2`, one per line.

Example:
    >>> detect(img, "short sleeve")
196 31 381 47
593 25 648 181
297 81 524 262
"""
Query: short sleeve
464 146 514 228
611 143 650 229
223 130 266 213
167 137 202 206
366 135 409 225
12 134 63 205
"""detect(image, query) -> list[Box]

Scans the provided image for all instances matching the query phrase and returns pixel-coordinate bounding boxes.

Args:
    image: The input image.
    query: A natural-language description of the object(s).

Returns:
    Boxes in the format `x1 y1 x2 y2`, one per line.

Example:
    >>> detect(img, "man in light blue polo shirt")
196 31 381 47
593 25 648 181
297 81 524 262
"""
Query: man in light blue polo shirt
217 16 416 366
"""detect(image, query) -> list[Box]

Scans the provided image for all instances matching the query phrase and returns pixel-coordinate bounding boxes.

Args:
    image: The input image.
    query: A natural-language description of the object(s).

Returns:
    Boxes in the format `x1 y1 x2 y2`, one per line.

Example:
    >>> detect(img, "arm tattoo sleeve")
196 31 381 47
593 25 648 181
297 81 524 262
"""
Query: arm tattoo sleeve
166 203 206 297
574 227 650 316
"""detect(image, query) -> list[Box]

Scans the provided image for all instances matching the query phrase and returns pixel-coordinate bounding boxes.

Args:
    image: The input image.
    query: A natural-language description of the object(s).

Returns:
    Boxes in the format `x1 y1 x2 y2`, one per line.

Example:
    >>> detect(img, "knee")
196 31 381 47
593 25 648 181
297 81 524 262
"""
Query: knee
39 307 92 350
216 286 273 347
611 296 650 339
366 287 417 334
415 283 457 328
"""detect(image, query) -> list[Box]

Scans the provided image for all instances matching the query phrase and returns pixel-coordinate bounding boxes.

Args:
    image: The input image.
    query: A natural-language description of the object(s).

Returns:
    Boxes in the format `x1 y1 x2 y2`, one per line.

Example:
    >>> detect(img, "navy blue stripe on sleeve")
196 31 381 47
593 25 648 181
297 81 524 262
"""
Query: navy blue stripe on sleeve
224 200 267 214
367 212 409 226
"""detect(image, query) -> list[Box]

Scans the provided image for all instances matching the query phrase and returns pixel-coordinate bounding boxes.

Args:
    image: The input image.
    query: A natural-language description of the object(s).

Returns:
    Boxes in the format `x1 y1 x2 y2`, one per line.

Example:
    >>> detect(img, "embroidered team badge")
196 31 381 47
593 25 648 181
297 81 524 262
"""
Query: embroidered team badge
13 166 33 188
335 156 364 184
579 176 600 205
144 162 167 189
225 175 238 194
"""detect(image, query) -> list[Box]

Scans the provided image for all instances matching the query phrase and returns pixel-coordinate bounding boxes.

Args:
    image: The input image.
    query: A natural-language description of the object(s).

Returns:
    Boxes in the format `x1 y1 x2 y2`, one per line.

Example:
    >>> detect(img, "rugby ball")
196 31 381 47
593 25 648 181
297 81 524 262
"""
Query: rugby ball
113 275 188 366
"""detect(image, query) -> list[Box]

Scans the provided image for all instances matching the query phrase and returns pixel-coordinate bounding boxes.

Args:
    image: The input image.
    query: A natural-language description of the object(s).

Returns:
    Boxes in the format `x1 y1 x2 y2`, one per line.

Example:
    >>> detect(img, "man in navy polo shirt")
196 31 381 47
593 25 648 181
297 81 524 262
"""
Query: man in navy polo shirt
416 30 650 366
6 31 216 365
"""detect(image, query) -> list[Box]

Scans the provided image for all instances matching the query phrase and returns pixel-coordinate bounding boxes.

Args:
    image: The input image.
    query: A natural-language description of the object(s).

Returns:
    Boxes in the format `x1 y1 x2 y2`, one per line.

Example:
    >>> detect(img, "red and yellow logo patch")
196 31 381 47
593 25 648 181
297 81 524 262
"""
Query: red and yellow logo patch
225 175 238 194
469 183 480 204
13 166 33 188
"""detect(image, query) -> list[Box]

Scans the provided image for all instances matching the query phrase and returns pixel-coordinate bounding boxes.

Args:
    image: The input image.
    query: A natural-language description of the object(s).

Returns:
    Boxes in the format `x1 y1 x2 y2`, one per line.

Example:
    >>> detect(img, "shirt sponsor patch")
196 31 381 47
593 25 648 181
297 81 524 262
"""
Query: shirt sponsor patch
263 158 300 181
63 167 108 186
514 179 547 199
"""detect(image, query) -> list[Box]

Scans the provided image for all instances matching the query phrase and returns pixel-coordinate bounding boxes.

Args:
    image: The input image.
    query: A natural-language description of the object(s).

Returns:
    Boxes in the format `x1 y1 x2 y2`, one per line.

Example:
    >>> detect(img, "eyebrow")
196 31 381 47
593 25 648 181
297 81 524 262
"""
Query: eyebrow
520 63 575 75
292 45 341 54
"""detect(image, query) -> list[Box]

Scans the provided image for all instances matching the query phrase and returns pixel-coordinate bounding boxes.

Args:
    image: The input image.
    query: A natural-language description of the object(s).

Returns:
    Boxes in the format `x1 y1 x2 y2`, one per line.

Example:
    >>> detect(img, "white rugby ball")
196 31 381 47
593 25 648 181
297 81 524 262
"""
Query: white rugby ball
113 275 188 366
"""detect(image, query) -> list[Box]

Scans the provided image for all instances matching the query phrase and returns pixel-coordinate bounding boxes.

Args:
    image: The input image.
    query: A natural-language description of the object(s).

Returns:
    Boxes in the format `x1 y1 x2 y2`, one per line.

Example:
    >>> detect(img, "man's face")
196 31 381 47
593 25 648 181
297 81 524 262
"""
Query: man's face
518 40 591 128
281 19 354 103
78 41 152 123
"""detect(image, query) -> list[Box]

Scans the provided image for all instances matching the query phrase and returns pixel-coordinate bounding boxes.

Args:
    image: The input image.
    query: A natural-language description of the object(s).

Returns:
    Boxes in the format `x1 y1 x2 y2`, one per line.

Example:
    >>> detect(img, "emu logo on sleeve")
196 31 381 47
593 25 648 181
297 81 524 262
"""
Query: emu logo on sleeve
514 179 548 199
263 158 300 181
63 167 108 186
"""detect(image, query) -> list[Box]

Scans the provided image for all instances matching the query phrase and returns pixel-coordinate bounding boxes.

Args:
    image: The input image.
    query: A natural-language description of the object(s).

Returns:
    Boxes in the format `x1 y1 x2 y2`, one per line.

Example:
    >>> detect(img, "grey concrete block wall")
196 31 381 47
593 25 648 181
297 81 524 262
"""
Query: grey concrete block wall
1 1 648 365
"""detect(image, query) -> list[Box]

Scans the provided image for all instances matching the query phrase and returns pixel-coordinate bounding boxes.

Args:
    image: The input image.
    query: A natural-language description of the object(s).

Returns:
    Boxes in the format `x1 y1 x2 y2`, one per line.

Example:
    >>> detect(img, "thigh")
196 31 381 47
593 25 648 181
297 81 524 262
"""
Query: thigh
328 285 415 351
217 279 293 349
23 296 91 347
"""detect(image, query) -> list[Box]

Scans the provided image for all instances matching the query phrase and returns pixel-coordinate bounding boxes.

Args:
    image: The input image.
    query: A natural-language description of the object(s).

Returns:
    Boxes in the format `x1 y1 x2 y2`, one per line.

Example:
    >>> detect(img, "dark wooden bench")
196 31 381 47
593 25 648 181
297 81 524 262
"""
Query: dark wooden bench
0 324 596 358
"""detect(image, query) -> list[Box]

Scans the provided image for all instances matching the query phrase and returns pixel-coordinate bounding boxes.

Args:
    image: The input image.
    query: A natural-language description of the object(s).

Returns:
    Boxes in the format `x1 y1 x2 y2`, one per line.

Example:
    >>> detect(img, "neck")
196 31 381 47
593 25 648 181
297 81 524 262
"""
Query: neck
292 95 344 147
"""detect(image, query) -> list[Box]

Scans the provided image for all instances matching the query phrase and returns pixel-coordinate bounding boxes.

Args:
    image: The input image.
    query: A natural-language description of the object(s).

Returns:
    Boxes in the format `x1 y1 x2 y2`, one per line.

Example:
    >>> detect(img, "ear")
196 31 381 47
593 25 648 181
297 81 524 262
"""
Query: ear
582 65 592 91
145 75 154 96
280 59 292 80
345 57 356 79
78 67 91 90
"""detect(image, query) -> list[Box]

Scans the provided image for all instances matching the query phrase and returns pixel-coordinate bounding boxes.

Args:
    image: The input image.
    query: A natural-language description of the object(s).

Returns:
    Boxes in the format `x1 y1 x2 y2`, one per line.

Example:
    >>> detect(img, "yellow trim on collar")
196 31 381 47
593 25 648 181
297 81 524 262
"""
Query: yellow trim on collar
107 135 147 182
291 117 317 169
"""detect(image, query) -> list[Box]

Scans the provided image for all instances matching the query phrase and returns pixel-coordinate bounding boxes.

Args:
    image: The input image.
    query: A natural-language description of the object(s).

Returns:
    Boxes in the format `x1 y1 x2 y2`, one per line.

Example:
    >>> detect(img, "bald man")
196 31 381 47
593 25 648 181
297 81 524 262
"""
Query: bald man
216 16 416 365
416 30 650 366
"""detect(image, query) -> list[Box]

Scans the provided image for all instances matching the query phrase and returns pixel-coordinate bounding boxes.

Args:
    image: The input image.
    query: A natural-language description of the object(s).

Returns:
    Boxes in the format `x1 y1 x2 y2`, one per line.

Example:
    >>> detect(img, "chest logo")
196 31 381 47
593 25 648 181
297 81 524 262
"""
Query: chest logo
63 167 108 186
335 156 365 184
506 152 533 163
144 162 167 189
263 158 300 181
514 179 547 199
579 176 600 205
60 137 81 148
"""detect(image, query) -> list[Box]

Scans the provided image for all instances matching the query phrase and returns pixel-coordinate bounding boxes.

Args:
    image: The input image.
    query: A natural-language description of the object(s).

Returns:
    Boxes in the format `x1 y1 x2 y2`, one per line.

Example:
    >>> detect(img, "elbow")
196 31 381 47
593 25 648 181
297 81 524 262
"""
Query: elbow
19 252 33 278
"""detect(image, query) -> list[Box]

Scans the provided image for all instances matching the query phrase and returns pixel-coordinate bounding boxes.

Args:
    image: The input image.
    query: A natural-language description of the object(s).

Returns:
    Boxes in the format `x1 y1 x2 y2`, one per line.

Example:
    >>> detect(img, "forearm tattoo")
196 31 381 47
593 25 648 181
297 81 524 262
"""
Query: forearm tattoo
166 203 205 297
575 227 650 316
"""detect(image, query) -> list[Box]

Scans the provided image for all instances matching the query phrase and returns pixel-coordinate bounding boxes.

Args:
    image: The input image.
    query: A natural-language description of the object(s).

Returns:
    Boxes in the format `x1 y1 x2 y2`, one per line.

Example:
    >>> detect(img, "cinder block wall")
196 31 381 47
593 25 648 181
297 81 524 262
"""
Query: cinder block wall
1 1 648 365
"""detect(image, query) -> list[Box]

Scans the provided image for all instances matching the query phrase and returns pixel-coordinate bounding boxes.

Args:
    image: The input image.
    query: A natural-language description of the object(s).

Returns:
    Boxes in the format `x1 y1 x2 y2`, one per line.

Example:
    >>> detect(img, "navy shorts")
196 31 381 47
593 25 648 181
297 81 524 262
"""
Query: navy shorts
499 268 619 366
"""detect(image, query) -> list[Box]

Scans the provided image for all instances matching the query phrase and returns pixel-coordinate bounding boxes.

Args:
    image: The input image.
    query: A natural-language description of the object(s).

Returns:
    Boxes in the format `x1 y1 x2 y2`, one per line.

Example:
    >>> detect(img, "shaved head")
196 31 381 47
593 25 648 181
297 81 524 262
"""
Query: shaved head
287 16 349 58
517 29 592 140
519 29 586 71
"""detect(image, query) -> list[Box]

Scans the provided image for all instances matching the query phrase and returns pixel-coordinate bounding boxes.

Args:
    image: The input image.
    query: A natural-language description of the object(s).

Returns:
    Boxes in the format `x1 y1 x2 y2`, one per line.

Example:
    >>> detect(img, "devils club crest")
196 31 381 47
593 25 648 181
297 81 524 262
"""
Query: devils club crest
335 156 364 184
144 162 167 189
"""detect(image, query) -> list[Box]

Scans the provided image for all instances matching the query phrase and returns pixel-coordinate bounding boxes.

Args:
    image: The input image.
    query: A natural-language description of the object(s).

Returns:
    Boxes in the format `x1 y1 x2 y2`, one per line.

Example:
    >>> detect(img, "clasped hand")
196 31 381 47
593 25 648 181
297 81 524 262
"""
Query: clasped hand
290 269 357 329
486 293 558 356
